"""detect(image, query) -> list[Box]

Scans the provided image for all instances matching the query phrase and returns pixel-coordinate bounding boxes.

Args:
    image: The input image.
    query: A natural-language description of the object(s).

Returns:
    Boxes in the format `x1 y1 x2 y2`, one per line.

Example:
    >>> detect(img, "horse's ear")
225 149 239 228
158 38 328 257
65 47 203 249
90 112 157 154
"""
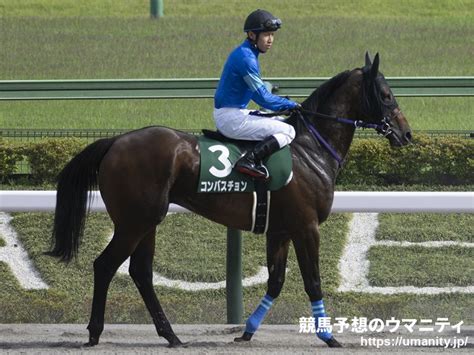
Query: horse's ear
370 52 380 78
365 51 372 66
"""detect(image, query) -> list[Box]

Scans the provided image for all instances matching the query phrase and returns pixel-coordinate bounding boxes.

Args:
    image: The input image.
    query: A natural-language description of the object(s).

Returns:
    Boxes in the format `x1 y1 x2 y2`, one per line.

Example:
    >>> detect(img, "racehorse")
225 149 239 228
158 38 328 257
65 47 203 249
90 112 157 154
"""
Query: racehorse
48 53 412 348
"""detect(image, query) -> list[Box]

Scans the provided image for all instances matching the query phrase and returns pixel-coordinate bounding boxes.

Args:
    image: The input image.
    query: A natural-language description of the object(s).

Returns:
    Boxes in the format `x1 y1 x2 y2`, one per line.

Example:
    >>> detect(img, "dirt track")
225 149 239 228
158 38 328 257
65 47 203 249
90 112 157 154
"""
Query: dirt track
0 324 472 354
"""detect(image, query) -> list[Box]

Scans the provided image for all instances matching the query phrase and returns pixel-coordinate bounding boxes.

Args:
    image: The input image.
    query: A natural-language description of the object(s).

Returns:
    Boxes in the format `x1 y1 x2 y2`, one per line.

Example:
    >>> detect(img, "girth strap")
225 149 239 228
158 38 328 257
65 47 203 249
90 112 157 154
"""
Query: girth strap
251 181 270 234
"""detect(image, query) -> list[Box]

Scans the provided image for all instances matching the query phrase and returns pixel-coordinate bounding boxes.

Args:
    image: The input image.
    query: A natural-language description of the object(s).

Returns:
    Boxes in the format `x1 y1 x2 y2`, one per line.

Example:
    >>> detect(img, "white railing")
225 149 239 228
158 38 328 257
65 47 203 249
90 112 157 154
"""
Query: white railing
1 191 472 213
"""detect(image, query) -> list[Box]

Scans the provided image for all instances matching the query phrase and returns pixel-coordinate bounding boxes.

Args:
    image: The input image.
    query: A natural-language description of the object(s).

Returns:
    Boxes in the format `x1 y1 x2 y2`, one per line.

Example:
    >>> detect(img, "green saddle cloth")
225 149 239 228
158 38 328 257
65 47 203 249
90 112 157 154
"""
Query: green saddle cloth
198 136 292 193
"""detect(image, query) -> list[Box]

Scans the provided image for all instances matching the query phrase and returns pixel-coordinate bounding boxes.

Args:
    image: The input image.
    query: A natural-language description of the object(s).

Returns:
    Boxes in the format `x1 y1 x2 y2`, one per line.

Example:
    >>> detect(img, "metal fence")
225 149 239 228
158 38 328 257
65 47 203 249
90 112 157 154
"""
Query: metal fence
1 76 472 143
1 77 473 174
1 77 473 99
1 128 472 143
0 128 196 142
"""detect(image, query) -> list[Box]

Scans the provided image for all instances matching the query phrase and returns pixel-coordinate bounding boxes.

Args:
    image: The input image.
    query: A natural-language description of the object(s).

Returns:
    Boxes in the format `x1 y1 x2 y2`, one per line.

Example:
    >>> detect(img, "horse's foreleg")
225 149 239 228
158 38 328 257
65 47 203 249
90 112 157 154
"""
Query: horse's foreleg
235 235 290 342
128 231 183 348
292 224 342 348
85 229 141 347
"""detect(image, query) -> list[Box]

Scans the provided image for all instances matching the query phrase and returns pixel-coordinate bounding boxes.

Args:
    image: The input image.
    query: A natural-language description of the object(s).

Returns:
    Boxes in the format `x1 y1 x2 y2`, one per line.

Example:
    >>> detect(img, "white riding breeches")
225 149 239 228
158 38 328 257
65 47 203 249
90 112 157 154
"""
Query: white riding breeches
213 108 296 148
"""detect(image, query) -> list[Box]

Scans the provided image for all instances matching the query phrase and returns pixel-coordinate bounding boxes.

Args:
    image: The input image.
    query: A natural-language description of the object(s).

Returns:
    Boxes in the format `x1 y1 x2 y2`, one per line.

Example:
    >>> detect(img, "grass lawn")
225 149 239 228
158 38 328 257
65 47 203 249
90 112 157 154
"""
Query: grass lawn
1 211 473 324
2 0 472 19
1 0 473 131
377 213 474 242
368 246 474 287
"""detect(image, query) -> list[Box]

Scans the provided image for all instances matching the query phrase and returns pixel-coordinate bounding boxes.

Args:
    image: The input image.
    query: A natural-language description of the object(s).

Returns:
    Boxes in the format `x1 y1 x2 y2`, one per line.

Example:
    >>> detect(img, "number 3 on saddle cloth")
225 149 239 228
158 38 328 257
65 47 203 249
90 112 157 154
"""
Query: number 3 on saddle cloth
198 131 293 234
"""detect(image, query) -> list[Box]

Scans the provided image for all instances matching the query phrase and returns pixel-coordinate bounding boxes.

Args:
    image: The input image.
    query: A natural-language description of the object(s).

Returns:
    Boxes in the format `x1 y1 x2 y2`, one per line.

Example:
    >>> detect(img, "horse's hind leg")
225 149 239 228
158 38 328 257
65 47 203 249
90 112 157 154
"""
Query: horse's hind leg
235 234 290 342
85 228 145 346
128 230 183 347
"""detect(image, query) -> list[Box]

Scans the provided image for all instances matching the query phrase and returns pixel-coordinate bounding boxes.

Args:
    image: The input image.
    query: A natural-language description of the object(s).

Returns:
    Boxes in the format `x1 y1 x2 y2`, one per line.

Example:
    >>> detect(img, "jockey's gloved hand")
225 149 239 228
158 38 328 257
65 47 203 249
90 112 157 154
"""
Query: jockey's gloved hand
280 103 302 116
292 103 303 112
288 103 303 115
278 109 293 116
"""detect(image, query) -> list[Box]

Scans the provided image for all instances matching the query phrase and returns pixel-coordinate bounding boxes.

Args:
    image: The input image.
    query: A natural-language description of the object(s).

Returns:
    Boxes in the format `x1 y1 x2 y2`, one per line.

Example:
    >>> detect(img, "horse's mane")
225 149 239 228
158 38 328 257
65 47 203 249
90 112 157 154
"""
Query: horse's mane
302 70 352 112
286 70 352 129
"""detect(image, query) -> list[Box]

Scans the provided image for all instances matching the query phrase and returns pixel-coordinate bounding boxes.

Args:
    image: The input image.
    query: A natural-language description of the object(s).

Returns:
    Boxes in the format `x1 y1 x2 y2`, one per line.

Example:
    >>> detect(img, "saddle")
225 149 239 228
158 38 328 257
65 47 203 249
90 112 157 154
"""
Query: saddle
197 130 293 234
201 129 258 151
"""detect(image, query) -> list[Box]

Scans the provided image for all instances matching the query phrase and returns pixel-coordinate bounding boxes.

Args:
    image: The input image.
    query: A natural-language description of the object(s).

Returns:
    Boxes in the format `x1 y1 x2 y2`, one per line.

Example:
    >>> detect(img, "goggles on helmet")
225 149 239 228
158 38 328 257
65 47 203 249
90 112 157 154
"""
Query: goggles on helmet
263 18 282 31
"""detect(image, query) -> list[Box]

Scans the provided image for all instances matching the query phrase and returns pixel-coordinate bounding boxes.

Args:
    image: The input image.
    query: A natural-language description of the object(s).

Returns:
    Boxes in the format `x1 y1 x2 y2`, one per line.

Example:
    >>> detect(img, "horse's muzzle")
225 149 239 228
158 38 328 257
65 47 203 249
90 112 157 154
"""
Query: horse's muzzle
386 109 412 147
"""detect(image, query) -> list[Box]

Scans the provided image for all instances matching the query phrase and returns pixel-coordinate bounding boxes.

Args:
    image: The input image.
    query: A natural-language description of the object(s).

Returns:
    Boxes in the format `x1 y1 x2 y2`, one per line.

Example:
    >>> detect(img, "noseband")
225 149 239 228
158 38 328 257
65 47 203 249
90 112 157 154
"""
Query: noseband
377 107 403 137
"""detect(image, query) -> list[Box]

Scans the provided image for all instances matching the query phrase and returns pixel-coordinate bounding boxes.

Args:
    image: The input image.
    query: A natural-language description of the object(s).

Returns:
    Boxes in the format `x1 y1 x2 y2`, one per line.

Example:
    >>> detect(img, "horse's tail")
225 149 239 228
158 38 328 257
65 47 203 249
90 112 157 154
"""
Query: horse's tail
47 137 117 262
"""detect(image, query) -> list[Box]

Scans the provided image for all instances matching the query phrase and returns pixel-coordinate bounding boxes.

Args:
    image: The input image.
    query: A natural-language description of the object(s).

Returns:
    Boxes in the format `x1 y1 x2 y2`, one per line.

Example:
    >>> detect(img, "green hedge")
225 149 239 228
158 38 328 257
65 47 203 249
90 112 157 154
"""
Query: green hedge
0 138 86 183
338 135 473 185
0 135 472 185
24 138 85 183
0 140 24 181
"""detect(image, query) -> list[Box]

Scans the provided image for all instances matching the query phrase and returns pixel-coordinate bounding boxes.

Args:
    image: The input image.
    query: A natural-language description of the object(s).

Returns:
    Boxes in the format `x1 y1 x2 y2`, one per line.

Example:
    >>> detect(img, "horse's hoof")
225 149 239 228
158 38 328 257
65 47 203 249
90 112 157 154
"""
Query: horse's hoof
83 338 99 347
234 337 248 342
167 339 185 348
234 331 253 342
326 337 342 347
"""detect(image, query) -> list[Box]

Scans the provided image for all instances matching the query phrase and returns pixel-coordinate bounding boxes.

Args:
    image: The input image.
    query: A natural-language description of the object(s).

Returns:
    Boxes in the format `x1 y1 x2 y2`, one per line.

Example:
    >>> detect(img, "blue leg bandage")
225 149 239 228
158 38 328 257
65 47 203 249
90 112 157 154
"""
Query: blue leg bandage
245 294 274 334
311 300 333 342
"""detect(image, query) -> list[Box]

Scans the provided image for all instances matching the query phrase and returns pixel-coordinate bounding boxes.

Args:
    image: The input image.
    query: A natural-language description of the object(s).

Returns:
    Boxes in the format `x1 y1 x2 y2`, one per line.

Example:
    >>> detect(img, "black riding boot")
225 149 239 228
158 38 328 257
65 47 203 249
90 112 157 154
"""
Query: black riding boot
234 136 281 180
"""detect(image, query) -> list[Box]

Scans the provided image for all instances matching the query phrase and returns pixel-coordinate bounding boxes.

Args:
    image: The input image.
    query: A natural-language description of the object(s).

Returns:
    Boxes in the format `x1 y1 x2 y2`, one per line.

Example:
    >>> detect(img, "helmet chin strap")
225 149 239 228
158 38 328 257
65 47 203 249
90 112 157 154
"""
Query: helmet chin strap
247 32 265 53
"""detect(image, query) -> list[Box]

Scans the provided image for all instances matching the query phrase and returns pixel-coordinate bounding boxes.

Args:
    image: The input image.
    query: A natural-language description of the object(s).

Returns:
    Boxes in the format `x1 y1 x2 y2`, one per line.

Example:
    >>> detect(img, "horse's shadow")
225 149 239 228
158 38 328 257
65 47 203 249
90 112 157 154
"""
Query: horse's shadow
0 340 247 350
0 341 84 350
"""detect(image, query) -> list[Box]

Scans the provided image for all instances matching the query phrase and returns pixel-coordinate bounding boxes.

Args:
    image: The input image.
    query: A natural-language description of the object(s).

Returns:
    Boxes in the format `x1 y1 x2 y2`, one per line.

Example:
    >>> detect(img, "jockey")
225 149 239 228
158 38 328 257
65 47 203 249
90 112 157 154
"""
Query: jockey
214 9 300 180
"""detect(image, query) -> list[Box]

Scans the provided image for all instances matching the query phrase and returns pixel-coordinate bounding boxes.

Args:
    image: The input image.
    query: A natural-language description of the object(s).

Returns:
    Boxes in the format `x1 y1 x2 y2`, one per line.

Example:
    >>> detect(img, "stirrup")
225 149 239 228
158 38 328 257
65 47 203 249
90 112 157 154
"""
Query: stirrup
236 164 269 180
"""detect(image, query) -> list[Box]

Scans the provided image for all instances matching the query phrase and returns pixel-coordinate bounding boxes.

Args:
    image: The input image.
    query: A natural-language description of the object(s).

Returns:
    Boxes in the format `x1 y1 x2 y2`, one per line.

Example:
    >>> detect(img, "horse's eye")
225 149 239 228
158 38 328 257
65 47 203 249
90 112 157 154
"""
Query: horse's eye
381 92 393 103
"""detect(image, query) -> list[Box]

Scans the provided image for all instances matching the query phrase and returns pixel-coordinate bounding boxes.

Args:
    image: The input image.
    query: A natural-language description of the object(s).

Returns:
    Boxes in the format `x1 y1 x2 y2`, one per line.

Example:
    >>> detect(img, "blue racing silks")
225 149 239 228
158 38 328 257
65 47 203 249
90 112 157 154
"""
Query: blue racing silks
214 39 296 111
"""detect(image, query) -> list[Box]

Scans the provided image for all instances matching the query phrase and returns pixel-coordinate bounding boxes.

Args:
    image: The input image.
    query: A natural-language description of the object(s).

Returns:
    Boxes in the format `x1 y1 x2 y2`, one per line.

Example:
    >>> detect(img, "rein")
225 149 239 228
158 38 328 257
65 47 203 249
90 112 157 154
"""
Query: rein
299 107 393 134
296 107 400 167
296 110 345 167
254 107 399 167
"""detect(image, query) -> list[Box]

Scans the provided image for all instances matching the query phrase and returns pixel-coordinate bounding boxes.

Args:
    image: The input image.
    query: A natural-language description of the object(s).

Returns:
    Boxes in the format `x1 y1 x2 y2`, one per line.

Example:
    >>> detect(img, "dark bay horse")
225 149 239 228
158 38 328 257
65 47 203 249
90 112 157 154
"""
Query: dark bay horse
49 53 412 347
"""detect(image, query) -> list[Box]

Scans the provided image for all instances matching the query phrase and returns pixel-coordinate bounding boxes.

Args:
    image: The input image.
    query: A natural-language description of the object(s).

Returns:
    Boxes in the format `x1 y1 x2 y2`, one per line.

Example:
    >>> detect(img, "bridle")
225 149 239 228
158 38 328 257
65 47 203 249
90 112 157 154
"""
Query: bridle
255 105 401 168
295 106 402 167
298 106 401 136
